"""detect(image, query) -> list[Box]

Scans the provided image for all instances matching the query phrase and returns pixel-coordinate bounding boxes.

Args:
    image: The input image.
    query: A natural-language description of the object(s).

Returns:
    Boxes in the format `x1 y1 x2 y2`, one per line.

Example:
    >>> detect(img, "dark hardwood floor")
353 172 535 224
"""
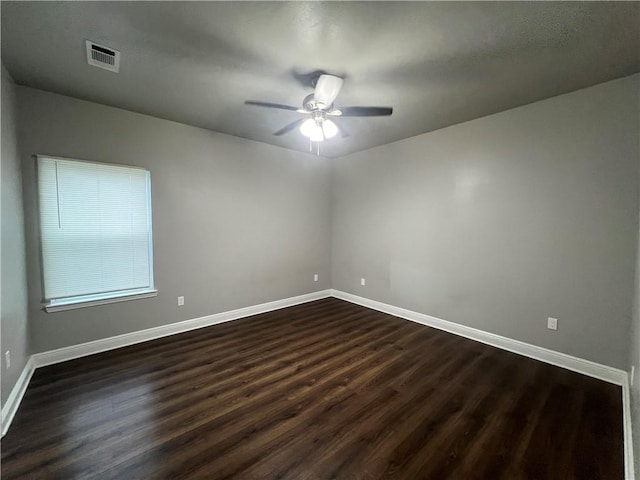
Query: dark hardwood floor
1 298 623 479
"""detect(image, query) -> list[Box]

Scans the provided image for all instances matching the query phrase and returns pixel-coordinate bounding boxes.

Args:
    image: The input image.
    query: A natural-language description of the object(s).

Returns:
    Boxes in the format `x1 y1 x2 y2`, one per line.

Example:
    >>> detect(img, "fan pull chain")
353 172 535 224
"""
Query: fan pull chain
308 138 321 156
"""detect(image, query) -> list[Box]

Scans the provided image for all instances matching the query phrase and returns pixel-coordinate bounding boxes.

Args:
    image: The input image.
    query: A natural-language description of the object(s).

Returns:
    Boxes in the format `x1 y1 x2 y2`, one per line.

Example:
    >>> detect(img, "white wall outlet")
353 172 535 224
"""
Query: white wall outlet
177 296 185 307
547 317 558 330
314 273 318 282
5 350 10 369
631 365 636 387
360 278 366 286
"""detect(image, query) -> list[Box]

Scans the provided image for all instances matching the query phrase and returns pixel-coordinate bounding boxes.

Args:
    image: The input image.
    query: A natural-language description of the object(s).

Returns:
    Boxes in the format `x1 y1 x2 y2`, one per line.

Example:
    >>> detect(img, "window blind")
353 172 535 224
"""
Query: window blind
38 156 154 306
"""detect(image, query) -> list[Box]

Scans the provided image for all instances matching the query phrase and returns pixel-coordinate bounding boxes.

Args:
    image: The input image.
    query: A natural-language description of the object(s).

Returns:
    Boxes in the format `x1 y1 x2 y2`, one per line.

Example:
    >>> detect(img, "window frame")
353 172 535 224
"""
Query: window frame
36 154 157 313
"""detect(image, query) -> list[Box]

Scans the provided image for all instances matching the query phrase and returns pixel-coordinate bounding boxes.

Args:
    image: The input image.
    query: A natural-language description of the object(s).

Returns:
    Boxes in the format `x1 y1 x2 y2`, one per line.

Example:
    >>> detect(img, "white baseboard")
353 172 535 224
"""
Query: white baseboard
622 378 636 480
2 287 634 478
1 289 330 437
33 289 332 368
330 289 634 479
1 356 36 437
331 289 627 385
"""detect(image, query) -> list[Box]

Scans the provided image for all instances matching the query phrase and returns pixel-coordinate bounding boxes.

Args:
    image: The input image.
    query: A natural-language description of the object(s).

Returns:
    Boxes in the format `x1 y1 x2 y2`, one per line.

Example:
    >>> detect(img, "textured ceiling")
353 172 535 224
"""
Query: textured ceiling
2 2 639 158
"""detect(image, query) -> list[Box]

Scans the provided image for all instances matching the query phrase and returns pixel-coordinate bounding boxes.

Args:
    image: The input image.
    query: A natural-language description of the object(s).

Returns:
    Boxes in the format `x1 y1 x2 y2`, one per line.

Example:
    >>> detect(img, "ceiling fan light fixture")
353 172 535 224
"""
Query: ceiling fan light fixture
301 118 326 142
246 73 392 142
310 124 324 142
300 118 317 138
322 119 338 139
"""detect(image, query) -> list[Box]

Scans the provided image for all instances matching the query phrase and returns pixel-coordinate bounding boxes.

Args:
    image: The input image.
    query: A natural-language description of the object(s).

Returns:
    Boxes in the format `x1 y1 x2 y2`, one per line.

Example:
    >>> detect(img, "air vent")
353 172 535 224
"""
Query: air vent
85 40 120 73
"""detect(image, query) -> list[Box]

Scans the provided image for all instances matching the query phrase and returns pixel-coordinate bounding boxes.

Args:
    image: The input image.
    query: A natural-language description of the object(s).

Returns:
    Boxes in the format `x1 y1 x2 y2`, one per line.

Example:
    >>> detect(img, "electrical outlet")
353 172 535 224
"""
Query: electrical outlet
631 365 636 387
361 278 366 286
5 350 10 369
547 317 558 331
314 273 318 282
177 296 185 307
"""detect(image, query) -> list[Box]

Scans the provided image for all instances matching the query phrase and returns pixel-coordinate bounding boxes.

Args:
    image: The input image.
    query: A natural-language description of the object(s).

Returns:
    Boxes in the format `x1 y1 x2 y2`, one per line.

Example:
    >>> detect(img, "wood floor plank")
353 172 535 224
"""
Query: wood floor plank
0 298 624 479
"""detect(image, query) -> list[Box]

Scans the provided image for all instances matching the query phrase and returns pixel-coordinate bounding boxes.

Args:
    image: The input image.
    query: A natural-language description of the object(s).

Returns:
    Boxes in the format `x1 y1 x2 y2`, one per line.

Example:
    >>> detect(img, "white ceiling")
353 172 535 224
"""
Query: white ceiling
2 2 638 158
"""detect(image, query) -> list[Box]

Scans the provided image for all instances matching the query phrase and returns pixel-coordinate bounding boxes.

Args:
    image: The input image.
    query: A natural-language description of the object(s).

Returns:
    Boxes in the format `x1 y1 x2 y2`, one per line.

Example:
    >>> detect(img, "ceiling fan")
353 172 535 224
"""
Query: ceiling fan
245 74 392 145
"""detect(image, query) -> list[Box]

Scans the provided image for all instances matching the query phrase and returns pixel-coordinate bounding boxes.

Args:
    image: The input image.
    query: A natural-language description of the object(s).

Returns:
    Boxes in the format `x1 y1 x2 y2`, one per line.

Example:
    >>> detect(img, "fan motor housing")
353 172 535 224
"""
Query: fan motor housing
303 94 332 112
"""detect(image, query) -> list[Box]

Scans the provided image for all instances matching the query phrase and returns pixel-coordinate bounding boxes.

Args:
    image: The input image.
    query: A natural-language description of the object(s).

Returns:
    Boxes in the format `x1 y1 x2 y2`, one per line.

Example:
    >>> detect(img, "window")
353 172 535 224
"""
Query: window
37 155 156 312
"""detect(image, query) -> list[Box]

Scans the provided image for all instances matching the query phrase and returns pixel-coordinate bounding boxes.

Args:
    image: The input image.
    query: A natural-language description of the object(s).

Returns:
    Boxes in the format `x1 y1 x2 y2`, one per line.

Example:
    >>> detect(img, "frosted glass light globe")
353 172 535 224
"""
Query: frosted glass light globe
310 124 324 142
322 119 338 139
300 118 316 138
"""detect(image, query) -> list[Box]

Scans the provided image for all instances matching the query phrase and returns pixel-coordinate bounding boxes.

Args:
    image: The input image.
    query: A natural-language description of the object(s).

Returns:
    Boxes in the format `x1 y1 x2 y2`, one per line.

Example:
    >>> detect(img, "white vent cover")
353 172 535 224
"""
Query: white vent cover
85 40 120 73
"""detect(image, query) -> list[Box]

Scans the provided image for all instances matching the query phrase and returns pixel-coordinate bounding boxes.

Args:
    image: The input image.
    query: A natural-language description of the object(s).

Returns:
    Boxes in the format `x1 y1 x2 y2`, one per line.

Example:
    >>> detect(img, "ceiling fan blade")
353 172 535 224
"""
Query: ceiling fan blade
314 74 344 107
274 118 306 136
245 100 300 111
338 106 393 117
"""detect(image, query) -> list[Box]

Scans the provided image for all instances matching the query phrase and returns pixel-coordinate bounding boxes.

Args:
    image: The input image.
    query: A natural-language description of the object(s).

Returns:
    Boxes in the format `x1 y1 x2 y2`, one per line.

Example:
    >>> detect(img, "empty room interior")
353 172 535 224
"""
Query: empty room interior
1 2 639 479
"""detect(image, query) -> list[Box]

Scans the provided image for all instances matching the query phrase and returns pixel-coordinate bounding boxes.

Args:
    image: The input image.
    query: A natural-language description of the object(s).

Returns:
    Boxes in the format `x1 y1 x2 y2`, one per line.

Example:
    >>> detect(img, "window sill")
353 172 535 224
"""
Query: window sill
44 289 158 313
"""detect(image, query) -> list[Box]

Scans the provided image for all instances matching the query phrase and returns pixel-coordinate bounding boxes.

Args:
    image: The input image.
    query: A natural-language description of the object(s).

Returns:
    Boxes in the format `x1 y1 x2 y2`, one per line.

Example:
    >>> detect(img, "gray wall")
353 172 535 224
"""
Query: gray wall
18 86 332 353
1 65 30 406
9 75 640 369
630 168 640 472
332 74 639 369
